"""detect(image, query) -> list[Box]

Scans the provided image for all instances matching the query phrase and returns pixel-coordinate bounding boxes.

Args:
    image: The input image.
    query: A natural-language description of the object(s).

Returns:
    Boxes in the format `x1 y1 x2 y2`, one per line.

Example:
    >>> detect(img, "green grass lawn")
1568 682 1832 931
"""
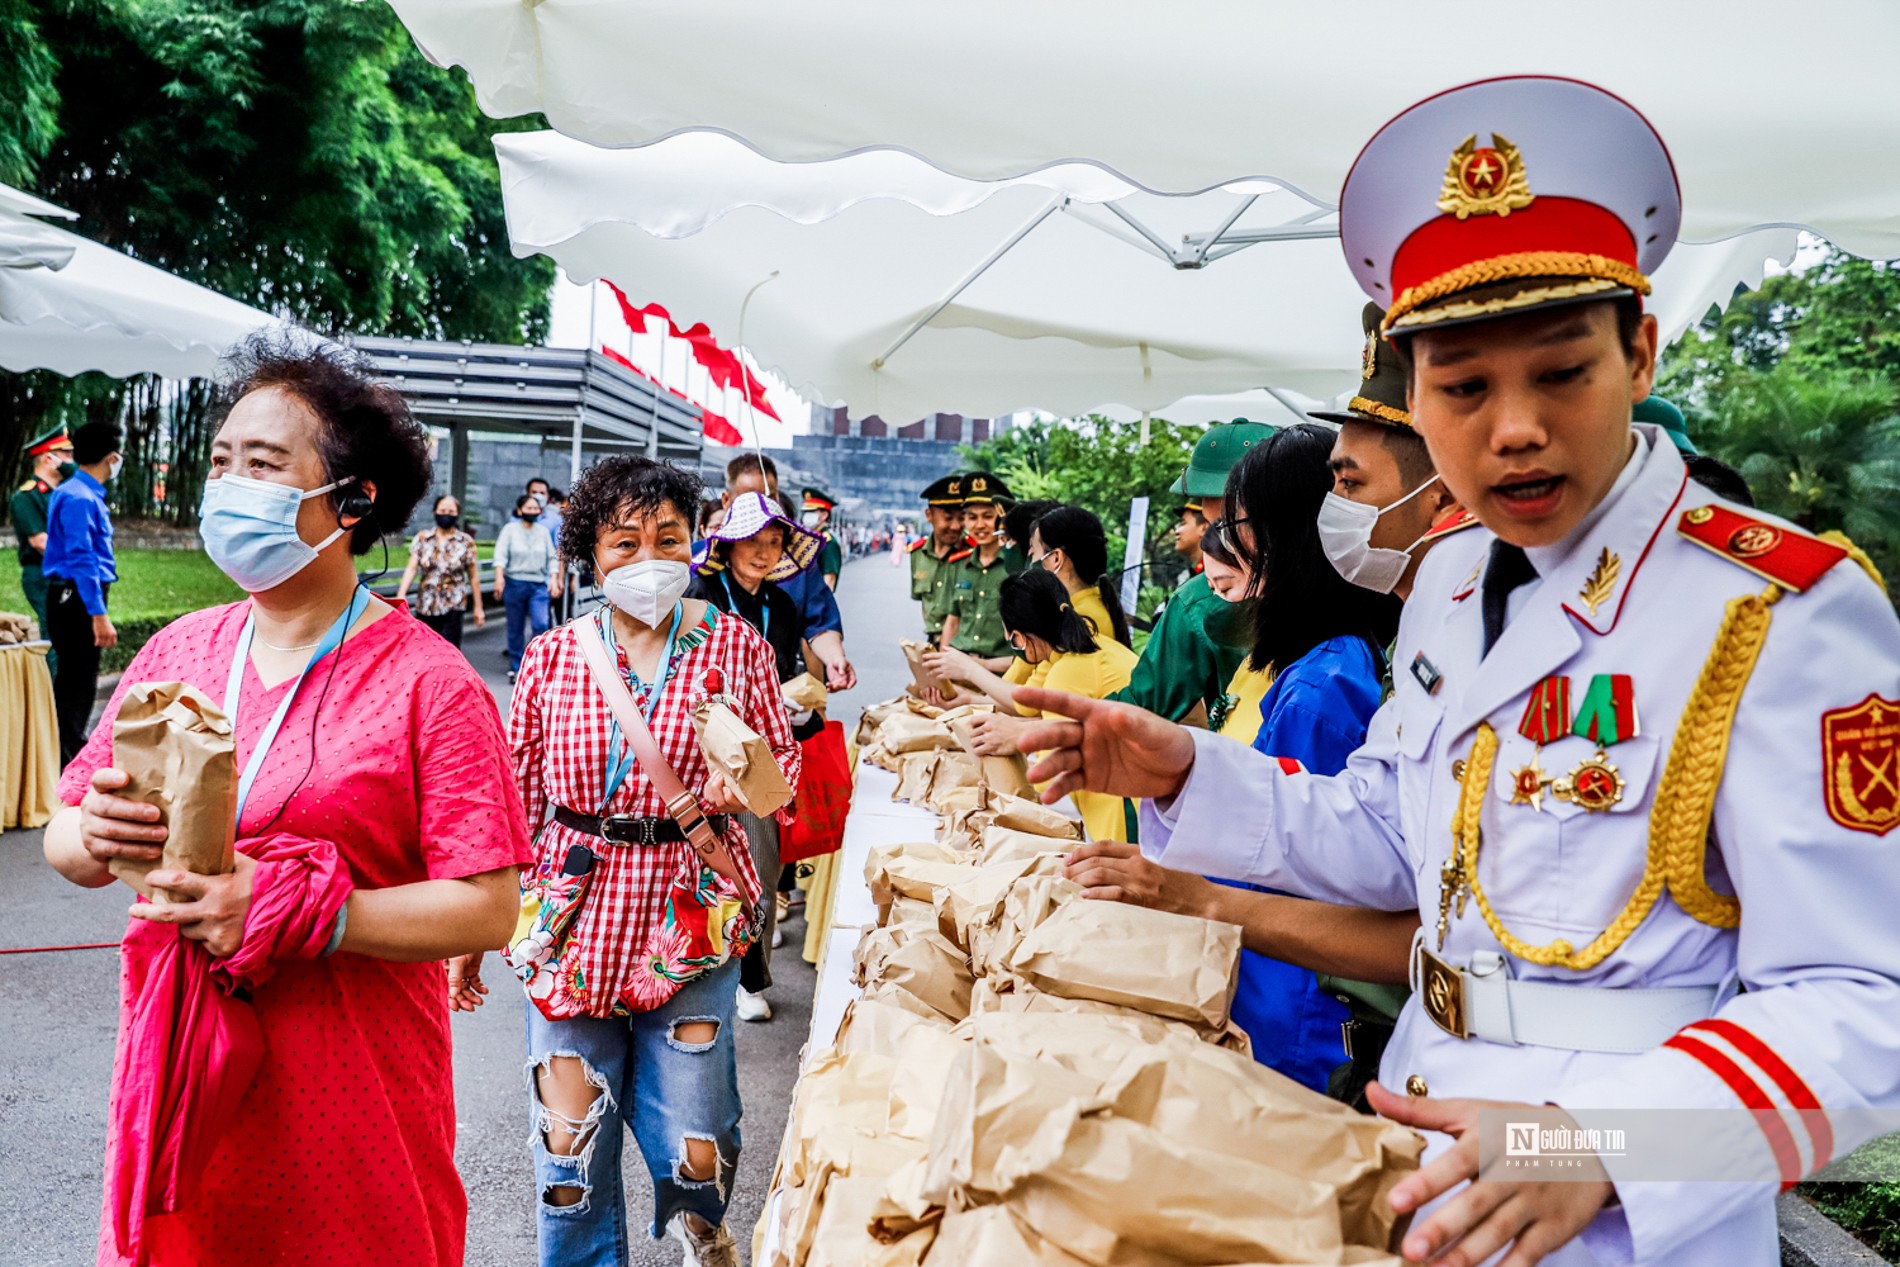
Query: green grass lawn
0 538 496 670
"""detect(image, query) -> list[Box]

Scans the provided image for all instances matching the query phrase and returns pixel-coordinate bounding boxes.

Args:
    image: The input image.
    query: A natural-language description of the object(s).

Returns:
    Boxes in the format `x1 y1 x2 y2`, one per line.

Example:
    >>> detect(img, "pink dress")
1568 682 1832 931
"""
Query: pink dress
62 599 534 1267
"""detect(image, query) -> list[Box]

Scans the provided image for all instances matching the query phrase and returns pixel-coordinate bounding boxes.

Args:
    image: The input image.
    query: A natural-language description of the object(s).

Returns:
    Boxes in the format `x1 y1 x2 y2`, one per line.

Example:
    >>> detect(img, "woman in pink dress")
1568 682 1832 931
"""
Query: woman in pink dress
42 334 533 1266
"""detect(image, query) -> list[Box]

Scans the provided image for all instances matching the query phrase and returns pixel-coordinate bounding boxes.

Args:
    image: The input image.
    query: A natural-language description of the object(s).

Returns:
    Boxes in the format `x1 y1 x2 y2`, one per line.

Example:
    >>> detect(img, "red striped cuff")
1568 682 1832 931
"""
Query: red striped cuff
1663 1033 1803 1189
1685 1019 1834 1171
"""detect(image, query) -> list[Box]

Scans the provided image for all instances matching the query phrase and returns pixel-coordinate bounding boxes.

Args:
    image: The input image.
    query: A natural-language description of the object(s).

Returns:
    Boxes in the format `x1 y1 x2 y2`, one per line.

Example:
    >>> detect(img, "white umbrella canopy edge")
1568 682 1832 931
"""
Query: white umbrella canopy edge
396 0 1900 258
500 132 1799 423
0 195 274 379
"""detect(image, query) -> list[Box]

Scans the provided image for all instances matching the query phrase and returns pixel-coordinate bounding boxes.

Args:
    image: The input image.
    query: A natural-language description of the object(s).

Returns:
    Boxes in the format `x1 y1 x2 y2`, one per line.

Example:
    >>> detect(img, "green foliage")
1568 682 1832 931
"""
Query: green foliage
1801 1131 1900 1260
960 416 1201 617
1659 246 1900 592
0 0 556 514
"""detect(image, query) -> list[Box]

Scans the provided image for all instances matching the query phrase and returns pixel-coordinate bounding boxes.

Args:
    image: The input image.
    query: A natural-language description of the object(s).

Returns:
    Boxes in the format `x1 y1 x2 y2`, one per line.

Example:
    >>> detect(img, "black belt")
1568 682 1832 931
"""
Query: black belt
553 804 730 845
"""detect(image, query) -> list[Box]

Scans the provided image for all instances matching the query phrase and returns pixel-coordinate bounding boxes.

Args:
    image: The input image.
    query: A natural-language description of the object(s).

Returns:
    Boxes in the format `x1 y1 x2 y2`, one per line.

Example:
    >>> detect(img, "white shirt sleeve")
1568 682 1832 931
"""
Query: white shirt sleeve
1140 704 1415 910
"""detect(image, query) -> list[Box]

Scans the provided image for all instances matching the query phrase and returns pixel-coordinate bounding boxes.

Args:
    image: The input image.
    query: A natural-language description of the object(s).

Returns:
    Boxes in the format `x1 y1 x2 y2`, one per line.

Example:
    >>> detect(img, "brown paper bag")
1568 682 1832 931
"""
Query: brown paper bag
0 611 31 644
691 698 795 815
987 792 1084 840
893 752 942 803
969 874 1082 979
943 713 1038 800
903 696 946 719
880 712 960 755
864 839 964 908
783 671 829 714
108 682 238 902
857 697 912 748
976 824 1076 867
926 1205 1095 1266
885 1021 970 1140
921 752 982 812
900 640 944 695
1007 900 1242 1028
865 929 975 1022
806 1176 936 1267
932 855 1052 952
836 996 952 1060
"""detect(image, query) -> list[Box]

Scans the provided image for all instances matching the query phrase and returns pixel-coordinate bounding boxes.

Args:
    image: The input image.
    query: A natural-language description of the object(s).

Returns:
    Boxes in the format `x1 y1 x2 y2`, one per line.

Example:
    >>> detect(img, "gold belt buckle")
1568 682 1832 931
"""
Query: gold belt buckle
1417 944 1469 1040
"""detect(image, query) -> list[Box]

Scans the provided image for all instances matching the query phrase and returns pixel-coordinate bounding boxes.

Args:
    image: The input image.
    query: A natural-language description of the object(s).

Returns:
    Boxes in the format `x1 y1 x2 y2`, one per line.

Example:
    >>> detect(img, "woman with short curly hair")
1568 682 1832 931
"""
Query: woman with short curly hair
454 455 799 1267
43 331 532 1266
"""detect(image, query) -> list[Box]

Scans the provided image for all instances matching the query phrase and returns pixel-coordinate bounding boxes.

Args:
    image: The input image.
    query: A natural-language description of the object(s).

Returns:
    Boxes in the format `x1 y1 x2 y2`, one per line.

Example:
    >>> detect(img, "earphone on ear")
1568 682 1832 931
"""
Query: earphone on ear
337 489 375 525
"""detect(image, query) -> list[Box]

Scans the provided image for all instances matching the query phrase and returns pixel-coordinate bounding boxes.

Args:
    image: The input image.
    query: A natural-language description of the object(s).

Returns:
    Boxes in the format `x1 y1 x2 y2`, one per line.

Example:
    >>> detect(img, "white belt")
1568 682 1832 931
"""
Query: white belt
1410 935 1720 1054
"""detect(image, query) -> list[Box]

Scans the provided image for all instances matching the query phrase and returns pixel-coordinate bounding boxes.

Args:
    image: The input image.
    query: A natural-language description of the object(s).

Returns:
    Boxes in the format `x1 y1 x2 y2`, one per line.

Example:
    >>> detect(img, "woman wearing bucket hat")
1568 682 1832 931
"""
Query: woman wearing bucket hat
689 491 825 1022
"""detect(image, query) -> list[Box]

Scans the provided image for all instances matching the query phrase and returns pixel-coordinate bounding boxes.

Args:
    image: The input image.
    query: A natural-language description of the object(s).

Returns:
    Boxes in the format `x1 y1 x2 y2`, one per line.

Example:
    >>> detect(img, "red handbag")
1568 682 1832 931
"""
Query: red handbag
781 720 851 864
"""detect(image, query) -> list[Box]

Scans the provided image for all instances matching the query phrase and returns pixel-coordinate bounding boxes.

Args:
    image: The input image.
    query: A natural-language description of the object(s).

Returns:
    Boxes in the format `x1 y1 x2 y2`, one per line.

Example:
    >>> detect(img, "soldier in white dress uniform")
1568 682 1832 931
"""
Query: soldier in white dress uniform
1024 75 1900 1267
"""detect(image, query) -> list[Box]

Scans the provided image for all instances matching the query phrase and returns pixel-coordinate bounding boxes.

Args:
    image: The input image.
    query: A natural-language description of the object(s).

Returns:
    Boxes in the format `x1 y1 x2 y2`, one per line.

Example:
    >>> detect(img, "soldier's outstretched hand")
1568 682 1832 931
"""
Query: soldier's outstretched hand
1013 688 1196 804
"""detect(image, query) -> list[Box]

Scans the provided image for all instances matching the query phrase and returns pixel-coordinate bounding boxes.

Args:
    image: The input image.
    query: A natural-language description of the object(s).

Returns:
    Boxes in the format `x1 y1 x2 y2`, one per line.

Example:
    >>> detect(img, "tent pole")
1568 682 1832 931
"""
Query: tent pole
872 194 1067 370
1263 386 1312 425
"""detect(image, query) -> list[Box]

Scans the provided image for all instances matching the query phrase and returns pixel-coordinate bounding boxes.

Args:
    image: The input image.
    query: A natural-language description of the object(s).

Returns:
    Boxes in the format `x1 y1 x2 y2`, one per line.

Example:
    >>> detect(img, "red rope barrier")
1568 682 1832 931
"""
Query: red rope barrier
0 942 119 955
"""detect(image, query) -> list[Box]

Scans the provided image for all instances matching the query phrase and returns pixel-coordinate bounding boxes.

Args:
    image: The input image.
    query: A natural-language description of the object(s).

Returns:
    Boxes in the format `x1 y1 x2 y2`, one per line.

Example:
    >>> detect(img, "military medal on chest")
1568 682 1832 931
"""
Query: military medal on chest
1506 672 1637 813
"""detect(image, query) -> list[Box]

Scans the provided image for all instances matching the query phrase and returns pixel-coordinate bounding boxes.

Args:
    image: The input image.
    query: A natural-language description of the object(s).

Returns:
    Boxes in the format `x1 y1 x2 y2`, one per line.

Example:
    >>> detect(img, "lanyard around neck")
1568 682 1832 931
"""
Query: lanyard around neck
598 602 685 809
224 585 371 829
719 569 768 641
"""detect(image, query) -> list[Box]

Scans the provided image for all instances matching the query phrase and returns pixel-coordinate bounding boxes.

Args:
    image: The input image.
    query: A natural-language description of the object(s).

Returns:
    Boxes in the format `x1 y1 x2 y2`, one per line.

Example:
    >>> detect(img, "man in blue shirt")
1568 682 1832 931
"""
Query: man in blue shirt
703 453 857 690
42 421 123 764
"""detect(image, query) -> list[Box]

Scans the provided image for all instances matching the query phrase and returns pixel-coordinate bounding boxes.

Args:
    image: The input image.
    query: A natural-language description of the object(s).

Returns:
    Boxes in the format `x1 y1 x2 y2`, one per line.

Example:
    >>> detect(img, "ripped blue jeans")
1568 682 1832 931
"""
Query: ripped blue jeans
523 960 742 1266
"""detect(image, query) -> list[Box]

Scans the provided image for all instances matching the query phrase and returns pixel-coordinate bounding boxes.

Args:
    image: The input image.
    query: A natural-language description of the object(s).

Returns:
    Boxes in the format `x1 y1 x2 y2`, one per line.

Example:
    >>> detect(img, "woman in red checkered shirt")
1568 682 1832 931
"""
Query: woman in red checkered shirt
450 457 799 1267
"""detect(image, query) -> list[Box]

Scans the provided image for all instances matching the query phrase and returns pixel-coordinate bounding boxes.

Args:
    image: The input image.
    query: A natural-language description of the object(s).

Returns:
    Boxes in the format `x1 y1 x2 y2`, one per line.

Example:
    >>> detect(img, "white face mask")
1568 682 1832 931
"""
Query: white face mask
600 557 692 626
199 472 353 593
106 455 124 481
1316 475 1441 595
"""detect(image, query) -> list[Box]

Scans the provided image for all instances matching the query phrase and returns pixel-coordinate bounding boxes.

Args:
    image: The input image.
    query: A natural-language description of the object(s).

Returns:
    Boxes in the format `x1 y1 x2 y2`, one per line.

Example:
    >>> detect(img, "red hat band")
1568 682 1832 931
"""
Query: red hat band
1388 197 1647 331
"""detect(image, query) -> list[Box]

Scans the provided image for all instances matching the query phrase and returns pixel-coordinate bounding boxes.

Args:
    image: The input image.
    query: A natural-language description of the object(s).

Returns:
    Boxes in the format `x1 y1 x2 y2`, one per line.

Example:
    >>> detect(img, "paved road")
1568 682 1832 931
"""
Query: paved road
0 549 915 1266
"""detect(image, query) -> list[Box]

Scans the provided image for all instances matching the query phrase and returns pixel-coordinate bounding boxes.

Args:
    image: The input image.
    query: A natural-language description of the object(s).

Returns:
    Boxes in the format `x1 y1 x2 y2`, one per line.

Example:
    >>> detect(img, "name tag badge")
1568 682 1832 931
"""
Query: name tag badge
1411 651 1444 696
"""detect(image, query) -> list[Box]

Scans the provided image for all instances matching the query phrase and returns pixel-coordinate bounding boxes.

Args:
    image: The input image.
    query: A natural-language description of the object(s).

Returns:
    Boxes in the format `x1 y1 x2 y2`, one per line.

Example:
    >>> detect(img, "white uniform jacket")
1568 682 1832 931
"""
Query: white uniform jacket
1143 427 1900 1264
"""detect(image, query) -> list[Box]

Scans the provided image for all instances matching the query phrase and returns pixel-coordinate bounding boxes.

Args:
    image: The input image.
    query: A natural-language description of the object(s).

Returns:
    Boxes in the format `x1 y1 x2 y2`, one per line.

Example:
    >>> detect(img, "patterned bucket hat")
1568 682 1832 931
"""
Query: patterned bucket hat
702 491 824 581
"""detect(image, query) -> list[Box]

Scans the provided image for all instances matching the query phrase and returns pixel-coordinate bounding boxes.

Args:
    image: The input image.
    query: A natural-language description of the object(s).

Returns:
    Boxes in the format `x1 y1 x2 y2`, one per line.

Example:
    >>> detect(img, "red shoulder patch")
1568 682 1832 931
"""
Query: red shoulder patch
1822 695 1900 836
946 548 974 564
908 537 928 552
1419 507 1480 545
1677 504 1846 594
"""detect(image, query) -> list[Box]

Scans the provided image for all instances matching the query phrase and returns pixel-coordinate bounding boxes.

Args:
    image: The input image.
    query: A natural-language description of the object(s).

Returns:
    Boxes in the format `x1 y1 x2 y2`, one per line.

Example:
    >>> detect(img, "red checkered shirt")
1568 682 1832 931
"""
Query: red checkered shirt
508 603 800 1015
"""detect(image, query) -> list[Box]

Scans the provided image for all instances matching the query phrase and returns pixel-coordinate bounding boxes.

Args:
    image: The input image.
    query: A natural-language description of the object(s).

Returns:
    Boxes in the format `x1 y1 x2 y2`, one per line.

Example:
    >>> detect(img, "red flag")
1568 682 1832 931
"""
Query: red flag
604 283 781 422
605 282 670 336
701 405 745 446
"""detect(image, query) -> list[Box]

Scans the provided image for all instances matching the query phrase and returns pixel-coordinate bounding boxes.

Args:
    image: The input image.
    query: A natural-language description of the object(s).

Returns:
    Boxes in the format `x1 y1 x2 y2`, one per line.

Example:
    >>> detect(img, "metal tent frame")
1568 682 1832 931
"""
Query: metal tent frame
353 336 704 500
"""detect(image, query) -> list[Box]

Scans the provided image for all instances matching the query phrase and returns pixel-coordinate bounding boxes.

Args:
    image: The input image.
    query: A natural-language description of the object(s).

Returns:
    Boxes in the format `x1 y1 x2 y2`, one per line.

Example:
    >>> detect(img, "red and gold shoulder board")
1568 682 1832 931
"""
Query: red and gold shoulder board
1677 504 1846 594
1419 507 1480 545
946 548 974 564
908 536 928 552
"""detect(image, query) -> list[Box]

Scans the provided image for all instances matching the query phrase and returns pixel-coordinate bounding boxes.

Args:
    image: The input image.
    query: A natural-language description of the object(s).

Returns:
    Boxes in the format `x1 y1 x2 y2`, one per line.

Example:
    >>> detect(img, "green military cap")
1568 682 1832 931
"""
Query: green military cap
921 474 964 506
801 487 838 513
1632 395 1697 456
1170 420 1275 497
960 471 1013 506
1309 302 1412 430
22 425 71 457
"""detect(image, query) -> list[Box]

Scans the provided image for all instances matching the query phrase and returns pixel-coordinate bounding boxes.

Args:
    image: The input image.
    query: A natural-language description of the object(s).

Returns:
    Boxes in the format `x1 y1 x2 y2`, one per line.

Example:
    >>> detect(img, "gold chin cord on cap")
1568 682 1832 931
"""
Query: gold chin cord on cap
1444 585 1781 969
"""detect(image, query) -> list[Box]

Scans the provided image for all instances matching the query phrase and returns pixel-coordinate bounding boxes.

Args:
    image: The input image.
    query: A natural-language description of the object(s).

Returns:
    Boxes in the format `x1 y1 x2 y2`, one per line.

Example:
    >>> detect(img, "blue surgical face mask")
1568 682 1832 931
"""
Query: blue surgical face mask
199 472 354 593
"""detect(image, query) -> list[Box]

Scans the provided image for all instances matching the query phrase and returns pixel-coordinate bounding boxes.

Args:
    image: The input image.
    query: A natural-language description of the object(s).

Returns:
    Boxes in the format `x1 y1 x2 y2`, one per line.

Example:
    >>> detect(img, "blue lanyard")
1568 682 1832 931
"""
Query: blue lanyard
223 585 371 828
599 602 684 809
719 570 768 642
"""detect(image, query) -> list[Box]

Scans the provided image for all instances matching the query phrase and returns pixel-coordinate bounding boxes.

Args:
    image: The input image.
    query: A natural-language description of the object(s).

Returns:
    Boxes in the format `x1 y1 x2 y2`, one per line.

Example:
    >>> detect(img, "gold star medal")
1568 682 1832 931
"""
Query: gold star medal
1509 675 1570 813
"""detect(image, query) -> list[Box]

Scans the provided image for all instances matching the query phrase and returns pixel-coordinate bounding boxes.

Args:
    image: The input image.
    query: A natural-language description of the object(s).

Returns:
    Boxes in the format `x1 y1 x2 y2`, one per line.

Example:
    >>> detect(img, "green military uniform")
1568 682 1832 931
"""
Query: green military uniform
10 426 71 643
1110 573 1252 722
1107 420 1270 722
911 474 965 640
944 471 1025 659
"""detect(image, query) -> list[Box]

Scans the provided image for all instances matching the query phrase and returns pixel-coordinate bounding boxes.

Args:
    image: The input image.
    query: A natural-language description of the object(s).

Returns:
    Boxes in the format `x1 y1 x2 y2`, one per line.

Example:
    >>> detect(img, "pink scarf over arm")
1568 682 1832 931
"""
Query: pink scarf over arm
105 833 353 1265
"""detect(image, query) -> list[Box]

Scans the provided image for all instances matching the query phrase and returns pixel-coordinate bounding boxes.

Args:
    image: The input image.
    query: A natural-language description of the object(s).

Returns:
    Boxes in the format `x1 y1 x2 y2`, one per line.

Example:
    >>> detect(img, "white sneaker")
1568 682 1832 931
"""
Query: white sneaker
771 924 784 949
736 988 772 1022
670 1215 740 1267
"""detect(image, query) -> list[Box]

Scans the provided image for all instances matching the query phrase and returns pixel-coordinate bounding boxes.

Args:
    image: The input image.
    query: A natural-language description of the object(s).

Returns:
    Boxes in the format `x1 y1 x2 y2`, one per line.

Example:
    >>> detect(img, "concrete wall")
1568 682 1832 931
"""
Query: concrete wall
764 433 977 520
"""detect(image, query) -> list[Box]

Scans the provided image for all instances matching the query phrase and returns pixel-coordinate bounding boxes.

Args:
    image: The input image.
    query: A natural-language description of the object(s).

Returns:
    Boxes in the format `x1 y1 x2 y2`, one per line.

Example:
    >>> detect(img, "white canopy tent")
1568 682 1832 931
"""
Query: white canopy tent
395 0 1900 260
0 183 273 380
499 131 1797 423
